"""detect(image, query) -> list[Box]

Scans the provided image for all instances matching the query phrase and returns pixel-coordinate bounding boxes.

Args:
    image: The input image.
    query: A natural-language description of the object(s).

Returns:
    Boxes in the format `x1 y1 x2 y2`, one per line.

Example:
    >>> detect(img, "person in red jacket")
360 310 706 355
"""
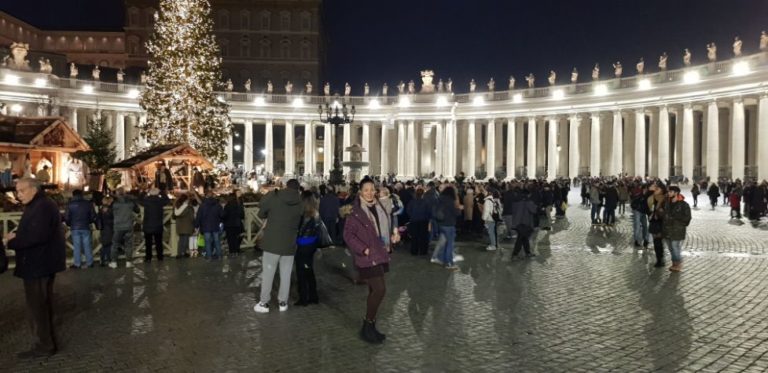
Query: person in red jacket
729 192 742 219
343 177 400 344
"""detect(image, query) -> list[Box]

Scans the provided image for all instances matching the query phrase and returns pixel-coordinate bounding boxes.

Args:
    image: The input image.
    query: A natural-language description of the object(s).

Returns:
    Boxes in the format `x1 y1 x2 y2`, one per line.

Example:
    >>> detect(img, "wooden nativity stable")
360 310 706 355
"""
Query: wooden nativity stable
110 144 213 191
0 115 90 188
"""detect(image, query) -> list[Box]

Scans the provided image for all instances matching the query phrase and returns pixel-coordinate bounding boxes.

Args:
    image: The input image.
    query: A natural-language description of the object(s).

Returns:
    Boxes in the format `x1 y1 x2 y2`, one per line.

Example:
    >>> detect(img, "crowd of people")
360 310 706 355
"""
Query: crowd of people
3 169 768 355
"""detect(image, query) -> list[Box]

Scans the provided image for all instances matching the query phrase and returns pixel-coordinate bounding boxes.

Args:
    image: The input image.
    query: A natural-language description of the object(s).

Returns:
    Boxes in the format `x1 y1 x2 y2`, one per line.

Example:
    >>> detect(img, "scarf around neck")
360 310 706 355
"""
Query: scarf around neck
361 197 390 241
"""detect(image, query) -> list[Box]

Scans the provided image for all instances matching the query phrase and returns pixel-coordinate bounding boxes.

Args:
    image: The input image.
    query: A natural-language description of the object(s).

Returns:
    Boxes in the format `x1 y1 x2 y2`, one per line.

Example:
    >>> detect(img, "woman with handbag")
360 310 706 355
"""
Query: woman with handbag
294 191 324 306
648 183 667 267
344 177 400 344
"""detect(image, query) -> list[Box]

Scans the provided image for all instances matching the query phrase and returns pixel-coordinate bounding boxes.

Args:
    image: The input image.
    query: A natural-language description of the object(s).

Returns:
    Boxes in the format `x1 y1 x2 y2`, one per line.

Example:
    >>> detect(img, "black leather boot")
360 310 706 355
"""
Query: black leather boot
370 319 386 342
360 319 383 344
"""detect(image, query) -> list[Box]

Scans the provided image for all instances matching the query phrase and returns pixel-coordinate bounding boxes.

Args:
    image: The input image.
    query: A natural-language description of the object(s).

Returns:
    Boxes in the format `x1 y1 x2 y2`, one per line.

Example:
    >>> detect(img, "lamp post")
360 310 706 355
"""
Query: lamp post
318 100 355 185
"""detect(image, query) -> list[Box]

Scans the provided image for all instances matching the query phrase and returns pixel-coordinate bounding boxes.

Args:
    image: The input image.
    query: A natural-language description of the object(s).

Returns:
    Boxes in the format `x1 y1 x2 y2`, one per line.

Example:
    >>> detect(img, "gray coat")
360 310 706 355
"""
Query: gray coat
112 196 139 232
506 197 538 229
258 189 303 256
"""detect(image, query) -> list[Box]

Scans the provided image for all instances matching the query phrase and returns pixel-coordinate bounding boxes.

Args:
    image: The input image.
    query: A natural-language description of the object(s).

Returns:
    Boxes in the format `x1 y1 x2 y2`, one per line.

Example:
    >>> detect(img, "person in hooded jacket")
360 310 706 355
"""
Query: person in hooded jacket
253 179 304 313
195 190 224 259
507 188 538 259
707 182 720 210
223 190 245 256
109 188 139 268
661 186 691 272
173 193 197 258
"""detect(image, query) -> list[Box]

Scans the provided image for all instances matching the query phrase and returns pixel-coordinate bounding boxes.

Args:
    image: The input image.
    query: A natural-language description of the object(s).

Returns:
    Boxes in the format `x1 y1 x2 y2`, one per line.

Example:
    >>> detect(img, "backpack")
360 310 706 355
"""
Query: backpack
491 200 502 222
296 216 320 246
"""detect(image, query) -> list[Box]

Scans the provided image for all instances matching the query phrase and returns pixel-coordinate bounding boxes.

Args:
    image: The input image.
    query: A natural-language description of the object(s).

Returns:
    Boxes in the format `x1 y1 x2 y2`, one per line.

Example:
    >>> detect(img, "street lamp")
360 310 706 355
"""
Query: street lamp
318 99 355 185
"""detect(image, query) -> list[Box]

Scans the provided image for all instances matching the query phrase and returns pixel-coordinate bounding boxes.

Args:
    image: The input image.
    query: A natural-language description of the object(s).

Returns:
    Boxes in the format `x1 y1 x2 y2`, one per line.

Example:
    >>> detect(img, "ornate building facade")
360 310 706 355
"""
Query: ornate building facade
0 0 323 87
1 40 768 182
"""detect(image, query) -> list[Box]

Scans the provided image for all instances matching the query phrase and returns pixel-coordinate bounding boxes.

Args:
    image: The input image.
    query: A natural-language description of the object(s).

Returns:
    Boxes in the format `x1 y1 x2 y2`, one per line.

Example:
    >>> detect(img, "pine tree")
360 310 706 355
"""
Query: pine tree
138 0 231 163
73 115 117 174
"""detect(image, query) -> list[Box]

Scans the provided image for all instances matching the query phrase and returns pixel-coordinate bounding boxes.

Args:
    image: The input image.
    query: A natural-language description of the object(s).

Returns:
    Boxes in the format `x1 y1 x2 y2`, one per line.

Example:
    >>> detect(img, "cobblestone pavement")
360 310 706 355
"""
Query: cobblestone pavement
1 191 768 372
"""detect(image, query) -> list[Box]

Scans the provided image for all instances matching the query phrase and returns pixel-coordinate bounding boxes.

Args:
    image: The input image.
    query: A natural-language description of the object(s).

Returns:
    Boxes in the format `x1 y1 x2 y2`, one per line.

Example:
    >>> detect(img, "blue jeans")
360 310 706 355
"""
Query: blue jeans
439 226 456 266
664 239 683 263
632 210 649 244
590 204 602 223
204 231 222 258
71 229 93 266
485 221 497 247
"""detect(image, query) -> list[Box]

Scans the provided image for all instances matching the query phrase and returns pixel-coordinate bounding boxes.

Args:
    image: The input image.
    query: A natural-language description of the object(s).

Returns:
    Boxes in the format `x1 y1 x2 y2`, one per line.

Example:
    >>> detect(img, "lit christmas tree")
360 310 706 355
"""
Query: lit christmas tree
138 0 231 163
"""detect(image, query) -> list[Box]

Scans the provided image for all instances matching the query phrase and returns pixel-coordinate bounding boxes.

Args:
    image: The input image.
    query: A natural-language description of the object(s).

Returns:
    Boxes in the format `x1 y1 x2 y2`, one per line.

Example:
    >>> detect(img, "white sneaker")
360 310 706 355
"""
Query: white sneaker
125 262 133 268
454 254 465 262
430 258 443 265
108 262 117 269
253 303 270 313
486 245 497 251
278 302 288 312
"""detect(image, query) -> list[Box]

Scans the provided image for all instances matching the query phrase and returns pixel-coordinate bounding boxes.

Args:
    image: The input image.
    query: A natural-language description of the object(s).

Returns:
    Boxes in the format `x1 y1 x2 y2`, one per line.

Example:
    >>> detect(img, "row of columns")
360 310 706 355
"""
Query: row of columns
59 95 768 182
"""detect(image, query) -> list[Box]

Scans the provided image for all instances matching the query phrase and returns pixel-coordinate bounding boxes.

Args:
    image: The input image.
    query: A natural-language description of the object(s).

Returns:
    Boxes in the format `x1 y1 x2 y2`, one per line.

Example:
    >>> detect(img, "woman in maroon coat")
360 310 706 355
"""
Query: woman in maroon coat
343 177 400 344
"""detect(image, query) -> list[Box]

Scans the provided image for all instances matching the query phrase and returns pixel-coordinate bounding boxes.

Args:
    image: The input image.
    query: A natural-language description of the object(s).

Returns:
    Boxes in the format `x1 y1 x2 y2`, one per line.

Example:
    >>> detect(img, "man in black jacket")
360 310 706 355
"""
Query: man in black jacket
65 189 96 268
139 188 170 262
4 177 65 358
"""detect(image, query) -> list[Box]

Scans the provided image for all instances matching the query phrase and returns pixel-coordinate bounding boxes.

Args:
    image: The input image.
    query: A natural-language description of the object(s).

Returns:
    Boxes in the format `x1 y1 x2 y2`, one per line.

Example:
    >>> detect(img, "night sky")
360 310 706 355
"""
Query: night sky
3 0 768 93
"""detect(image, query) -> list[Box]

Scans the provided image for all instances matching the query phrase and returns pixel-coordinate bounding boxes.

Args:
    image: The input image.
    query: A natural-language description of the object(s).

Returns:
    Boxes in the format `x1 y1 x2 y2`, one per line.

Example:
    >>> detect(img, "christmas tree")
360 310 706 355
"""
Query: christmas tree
73 115 117 175
139 0 231 163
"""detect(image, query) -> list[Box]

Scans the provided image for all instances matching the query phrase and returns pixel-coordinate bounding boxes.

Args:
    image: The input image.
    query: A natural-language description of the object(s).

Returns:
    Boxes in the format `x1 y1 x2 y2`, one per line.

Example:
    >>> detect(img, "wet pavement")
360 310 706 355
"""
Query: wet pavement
1 191 768 372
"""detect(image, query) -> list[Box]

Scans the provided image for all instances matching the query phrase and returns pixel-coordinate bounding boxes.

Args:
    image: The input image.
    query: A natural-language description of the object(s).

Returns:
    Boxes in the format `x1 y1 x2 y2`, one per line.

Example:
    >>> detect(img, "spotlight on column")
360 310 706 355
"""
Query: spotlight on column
593 84 608 96
683 71 700 84
552 89 565 100
82 84 94 94
638 79 652 91
318 147 324 153
292 97 304 108
253 96 266 106
732 61 750 76
217 95 226 103
512 93 523 103
3 74 20 85
472 96 485 106
260 149 267 155
10 104 22 114
332 100 341 109
126 89 140 99
368 99 381 109
34 78 47 88
234 145 242 152
436 95 449 107
398 96 411 108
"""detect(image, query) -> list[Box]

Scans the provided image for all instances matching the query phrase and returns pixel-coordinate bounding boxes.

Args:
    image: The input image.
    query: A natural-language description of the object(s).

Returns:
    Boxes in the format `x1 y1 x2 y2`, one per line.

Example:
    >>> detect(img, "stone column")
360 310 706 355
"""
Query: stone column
397 121 406 178
304 121 315 176
506 118 516 180
486 119 496 180
758 95 768 181
731 98 745 180
244 120 253 172
342 123 351 175
115 112 126 161
407 120 418 178
70 108 78 132
569 115 580 179
361 121 370 176
658 106 671 180
590 113 601 176
446 119 457 178
226 123 234 168
527 117 536 179
380 123 390 176
682 104 695 180
468 120 477 179
547 118 558 180
284 121 295 176
323 124 332 176
139 113 148 148
611 110 623 176
706 101 720 179
635 109 647 177
435 121 445 178
265 119 274 175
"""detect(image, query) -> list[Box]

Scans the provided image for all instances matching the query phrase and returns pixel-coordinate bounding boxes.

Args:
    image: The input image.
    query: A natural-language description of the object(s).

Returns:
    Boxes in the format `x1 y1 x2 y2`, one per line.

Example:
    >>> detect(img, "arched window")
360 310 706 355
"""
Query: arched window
240 35 250 57
128 36 140 55
220 38 229 56
300 39 310 59
280 11 290 30
280 39 291 59
300 12 311 31
240 10 250 29
259 38 271 58
218 11 230 29
260 11 271 30
128 7 140 26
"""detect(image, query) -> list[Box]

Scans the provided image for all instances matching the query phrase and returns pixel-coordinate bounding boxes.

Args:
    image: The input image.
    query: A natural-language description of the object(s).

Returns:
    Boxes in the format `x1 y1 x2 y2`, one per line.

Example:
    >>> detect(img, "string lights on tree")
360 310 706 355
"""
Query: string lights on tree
138 0 232 163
